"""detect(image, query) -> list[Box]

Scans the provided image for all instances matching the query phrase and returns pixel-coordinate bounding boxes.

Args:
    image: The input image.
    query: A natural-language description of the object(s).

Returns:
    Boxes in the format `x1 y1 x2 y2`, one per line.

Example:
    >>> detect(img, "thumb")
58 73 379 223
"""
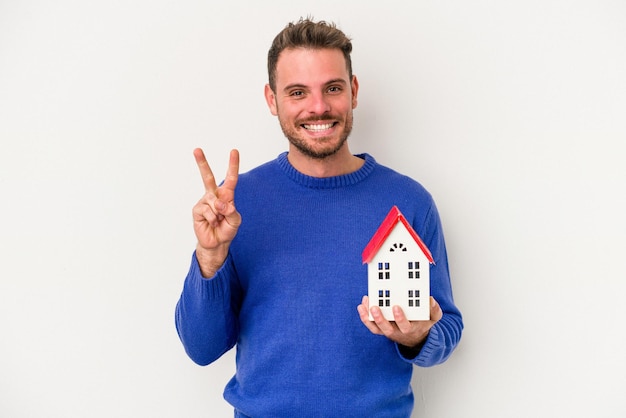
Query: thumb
215 198 241 229
430 297 443 322
215 199 227 212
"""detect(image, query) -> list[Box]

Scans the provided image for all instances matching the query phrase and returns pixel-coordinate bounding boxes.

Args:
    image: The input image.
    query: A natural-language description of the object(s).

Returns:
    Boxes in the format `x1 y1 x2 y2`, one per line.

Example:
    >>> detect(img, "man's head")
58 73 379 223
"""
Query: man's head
267 18 353 94
265 18 358 162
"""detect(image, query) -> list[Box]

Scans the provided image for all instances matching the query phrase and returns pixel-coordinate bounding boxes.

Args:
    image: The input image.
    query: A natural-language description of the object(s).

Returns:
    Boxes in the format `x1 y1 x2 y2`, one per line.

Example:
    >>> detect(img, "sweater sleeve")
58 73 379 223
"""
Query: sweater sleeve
398 201 464 367
174 251 241 366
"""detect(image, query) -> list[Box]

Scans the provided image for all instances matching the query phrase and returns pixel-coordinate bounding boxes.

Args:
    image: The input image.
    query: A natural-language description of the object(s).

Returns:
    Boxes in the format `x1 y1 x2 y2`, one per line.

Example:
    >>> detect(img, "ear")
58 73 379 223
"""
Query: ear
264 84 278 116
351 75 359 109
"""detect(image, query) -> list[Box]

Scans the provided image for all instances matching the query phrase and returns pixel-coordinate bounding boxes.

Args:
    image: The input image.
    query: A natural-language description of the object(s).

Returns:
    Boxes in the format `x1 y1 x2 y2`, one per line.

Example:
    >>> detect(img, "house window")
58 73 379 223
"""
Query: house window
377 262 390 280
408 290 421 307
378 289 391 307
389 243 408 252
408 261 421 279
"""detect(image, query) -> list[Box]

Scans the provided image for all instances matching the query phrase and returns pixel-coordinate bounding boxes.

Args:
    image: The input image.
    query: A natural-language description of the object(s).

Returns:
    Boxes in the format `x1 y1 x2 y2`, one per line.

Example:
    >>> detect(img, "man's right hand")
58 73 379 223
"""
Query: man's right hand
191 148 241 277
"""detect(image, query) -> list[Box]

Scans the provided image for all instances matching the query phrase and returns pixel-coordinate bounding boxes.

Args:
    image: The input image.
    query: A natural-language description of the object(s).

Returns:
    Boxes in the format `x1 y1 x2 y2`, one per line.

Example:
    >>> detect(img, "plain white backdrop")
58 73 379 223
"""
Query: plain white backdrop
1 1 625 417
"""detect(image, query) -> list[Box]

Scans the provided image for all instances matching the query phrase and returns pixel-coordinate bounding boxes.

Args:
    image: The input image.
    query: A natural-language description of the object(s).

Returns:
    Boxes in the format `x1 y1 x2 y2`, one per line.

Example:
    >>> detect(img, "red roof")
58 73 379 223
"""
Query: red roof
362 206 434 264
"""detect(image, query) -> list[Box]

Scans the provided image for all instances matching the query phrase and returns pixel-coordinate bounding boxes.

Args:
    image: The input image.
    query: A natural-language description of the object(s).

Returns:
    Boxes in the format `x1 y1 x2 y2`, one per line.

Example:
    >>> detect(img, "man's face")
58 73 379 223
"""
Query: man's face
265 48 359 160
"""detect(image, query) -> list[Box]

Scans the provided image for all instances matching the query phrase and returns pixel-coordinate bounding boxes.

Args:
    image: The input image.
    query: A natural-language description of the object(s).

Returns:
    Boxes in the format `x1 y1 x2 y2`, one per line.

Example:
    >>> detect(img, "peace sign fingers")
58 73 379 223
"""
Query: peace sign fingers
220 149 240 199
191 148 242 277
194 148 219 193
194 148 239 195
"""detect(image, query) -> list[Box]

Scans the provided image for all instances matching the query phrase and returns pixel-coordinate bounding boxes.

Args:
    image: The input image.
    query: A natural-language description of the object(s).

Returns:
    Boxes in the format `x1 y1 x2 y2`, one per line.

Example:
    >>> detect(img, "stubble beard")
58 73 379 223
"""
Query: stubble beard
279 113 354 160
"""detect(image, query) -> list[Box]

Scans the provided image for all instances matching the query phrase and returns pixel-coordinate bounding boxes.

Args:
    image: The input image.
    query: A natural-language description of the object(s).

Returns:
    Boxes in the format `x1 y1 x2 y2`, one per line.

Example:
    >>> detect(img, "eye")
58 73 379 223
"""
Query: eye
327 86 342 93
289 90 305 97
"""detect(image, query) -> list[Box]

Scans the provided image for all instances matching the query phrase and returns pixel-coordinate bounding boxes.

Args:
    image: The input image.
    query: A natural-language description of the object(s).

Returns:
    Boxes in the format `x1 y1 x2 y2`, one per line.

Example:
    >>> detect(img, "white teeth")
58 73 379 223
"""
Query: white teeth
304 123 333 131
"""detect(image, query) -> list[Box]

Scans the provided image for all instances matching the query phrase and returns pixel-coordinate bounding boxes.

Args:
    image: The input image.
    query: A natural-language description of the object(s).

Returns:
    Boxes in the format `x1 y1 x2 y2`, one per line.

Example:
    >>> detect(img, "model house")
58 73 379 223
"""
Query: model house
362 206 434 321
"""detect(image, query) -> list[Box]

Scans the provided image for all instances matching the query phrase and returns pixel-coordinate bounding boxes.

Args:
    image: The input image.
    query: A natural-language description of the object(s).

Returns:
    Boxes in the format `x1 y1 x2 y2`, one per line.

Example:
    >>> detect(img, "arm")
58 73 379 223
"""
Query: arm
175 252 241 365
357 202 463 366
175 149 243 365
404 303 463 367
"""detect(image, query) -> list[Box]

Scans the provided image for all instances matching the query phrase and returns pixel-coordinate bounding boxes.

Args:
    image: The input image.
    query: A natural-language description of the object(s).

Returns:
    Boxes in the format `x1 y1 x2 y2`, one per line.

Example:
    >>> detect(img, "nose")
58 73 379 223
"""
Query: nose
308 91 331 115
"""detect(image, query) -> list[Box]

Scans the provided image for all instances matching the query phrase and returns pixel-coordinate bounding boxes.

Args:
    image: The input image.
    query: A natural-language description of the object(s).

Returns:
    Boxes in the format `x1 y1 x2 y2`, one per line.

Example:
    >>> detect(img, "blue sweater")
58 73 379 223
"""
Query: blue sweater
175 153 463 417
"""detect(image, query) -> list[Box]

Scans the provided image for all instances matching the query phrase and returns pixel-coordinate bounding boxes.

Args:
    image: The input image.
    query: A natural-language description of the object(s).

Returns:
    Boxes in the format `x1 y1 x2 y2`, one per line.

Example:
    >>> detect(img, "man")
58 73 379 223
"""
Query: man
175 18 463 417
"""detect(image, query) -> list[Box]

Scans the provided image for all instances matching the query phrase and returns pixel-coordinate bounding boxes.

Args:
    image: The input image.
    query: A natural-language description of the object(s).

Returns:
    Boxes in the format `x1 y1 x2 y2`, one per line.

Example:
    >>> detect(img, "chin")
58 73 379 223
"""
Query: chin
289 136 348 160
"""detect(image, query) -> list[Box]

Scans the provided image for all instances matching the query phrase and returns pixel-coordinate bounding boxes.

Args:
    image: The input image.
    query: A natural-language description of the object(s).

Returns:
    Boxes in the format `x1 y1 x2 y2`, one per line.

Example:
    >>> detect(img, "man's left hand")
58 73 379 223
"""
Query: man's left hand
357 295 443 349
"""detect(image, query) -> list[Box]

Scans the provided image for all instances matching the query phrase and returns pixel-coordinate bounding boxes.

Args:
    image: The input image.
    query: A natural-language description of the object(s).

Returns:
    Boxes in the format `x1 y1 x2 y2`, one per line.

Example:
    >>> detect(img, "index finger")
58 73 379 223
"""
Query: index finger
193 148 217 192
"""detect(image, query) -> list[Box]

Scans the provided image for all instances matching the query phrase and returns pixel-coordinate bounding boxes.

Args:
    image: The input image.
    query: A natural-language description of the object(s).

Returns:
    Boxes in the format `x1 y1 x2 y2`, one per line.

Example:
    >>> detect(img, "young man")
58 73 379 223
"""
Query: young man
175 18 463 417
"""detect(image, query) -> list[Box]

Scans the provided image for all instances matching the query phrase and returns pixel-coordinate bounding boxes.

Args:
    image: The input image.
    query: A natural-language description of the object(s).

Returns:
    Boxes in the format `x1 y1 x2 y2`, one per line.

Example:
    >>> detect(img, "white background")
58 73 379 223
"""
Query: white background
1 1 625 417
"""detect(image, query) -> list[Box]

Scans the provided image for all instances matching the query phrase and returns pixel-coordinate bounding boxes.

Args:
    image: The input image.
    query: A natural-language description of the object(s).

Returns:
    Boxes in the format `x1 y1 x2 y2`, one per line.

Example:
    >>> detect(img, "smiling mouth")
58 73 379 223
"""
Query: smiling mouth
302 122 336 132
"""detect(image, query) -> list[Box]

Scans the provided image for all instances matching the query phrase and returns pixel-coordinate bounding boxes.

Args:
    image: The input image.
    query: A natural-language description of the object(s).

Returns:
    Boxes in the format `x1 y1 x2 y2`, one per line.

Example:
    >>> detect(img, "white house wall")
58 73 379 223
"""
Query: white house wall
367 223 431 321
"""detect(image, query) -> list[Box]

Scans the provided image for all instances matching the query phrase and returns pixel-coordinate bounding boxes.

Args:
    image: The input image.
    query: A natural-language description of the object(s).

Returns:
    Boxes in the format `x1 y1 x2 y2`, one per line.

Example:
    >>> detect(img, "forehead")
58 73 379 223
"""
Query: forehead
275 48 349 88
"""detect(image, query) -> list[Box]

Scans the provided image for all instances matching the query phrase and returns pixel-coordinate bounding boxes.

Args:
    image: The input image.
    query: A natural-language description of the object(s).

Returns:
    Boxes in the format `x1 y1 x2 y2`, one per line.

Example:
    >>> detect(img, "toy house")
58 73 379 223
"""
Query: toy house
362 206 434 321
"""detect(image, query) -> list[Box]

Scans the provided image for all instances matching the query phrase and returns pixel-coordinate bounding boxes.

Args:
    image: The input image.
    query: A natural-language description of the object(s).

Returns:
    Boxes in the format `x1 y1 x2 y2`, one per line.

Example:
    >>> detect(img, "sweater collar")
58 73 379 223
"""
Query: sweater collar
276 152 377 189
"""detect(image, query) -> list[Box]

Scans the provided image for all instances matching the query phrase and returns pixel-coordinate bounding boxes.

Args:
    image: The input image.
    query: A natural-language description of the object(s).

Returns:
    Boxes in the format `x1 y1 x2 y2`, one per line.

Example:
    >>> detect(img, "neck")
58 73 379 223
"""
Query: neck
287 145 364 178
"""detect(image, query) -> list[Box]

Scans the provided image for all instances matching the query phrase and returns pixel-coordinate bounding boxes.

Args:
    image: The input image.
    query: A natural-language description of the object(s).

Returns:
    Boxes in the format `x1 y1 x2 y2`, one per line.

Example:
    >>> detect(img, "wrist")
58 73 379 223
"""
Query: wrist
398 338 427 360
195 244 229 278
